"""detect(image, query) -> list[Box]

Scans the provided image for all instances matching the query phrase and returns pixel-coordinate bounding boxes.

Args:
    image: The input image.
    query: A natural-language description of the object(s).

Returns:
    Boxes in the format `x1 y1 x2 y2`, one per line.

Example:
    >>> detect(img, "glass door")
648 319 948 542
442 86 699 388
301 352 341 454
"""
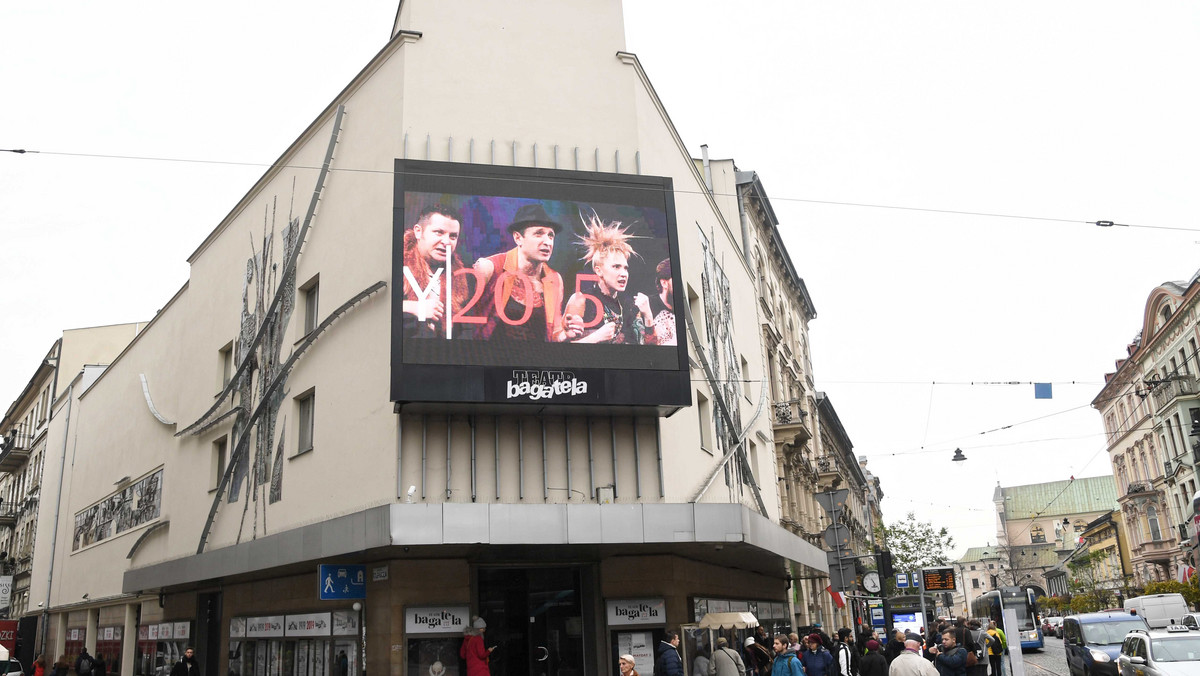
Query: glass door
478 567 587 676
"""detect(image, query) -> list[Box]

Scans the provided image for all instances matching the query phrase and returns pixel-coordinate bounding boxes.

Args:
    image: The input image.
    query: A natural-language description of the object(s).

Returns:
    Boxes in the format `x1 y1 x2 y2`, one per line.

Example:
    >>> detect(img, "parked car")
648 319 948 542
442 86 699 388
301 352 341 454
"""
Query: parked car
1064 612 1151 676
1181 613 1200 631
1045 617 1065 638
1117 624 1200 676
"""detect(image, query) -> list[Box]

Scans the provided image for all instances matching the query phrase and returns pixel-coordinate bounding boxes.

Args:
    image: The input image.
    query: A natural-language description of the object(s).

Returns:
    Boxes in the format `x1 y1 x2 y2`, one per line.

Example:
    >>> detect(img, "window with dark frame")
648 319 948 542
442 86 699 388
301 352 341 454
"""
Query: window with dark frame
212 437 228 491
697 391 713 454
218 342 234 389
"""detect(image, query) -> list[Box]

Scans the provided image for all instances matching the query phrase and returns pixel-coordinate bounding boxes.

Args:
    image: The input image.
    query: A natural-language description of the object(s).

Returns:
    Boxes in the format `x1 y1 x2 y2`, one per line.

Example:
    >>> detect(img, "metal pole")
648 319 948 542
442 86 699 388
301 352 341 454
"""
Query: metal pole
918 569 928 635
397 413 404 498
494 416 500 500
565 418 572 500
655 418 665 498
421 415 427 500
541 417 549 501
470 415 477 502
632 417 642 499
610 415 618 499
446 415 452 500
587 417 596 500
518 417 525 500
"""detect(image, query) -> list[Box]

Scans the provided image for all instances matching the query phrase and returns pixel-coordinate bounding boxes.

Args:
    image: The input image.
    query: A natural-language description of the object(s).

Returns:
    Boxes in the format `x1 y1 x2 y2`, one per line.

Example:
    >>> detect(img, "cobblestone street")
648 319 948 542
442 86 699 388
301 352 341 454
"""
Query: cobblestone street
1017 636 1069 676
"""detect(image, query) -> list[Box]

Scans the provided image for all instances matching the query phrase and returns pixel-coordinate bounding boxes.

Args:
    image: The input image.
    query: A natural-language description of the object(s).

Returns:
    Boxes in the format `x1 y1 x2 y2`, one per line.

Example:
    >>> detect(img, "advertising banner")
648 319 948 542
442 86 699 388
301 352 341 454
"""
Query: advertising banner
606 599 665 626
405 606 469 634
392 160 689 411
0 620 16 655
285 612 332 637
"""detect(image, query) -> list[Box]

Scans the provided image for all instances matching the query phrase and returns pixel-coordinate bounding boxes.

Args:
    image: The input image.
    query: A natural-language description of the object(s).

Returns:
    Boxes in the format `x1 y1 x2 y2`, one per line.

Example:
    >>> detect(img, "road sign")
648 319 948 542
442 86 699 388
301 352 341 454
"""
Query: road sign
822 524 852 550
922 567 957 591
896 573 909 588
815 489 850 515
319 564 366 600
826 551 858 592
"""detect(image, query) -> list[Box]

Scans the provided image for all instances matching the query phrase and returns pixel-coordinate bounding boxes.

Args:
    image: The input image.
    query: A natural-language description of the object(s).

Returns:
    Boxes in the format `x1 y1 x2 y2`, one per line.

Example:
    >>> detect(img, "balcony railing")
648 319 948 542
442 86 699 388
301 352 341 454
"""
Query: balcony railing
1126 481 1154 496
772 400 812 446
1151 374 1200 411
0 510 20 528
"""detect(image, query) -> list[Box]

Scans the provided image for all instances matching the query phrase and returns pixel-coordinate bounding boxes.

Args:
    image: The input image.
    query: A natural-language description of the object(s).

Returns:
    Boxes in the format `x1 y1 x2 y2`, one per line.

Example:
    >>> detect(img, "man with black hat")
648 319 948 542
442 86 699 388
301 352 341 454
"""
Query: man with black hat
474 203 577 342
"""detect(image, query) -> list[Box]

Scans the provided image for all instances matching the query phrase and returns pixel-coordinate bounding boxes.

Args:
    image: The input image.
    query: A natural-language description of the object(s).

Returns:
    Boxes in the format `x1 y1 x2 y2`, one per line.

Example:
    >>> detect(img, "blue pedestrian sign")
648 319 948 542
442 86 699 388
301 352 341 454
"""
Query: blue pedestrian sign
319 564 366 600
896 573 909 588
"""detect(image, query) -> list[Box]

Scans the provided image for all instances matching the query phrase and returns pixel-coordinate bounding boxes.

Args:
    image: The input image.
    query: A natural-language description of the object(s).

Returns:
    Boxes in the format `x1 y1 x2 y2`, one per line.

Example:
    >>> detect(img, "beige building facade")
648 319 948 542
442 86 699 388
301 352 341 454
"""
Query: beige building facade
24 5 841 676
0 323 145 663
1095 272 1200 586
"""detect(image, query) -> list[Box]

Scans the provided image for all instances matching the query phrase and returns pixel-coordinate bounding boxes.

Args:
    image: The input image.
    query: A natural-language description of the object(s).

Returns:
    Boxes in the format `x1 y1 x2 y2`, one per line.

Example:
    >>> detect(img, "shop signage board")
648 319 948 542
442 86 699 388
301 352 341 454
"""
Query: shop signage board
138 626 149 641
0 620 17 654
114 627 123 641
390 160 690 415
0 576 12 609
230 618 246 638
286 612 332 637
174 622 190 639
148 625 159 641
101 628 114 641
158 624 173 640
246 616 285 638
319 564 366 600
331 610 359 636
606 599 666 626
405 606 470 634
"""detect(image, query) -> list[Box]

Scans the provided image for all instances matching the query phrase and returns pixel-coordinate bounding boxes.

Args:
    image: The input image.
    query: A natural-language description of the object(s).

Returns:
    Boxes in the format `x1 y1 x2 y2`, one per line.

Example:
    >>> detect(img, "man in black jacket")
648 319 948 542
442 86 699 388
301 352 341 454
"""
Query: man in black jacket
169 648 199 676
657 632 684 676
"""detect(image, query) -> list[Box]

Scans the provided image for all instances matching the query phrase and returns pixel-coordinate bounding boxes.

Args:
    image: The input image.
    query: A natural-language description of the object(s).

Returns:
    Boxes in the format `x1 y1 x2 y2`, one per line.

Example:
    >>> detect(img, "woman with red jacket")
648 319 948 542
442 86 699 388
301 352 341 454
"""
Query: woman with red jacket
461 616 494 676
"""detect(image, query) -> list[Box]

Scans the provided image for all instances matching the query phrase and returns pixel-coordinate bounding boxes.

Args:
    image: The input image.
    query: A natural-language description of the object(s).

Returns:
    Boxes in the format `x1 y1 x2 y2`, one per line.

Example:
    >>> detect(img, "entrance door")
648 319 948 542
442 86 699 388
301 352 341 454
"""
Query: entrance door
478 568 587 676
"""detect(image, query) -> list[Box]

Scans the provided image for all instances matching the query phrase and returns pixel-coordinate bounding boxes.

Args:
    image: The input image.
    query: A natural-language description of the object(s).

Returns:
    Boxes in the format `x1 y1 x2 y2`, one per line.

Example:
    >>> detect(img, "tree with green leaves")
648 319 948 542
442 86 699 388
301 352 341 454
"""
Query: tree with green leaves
1066 550 1114 612
877 512 955 594
1144 579 1200 607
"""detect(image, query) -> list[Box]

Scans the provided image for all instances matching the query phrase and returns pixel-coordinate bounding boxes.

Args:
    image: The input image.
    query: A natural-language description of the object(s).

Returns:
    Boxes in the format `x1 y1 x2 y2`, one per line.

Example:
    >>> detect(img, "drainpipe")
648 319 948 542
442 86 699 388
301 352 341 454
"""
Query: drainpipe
40 382 73 657
736 183 754 274
700 145 713 194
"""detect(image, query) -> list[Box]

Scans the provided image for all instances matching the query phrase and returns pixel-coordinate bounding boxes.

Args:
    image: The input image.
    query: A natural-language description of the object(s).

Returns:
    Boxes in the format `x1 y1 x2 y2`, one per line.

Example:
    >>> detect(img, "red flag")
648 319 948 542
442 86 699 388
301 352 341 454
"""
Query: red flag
826 585 846 609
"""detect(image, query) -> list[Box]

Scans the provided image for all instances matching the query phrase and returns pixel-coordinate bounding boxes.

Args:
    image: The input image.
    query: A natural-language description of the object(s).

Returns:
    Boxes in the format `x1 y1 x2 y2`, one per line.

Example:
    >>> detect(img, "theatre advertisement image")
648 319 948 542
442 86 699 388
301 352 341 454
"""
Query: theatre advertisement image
391 160 689 411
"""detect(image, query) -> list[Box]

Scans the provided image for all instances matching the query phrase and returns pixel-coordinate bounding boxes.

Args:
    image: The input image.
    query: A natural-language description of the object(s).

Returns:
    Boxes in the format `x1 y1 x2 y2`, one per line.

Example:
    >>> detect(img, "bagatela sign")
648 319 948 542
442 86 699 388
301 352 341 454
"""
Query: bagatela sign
405 606 470 634
606 599 665 626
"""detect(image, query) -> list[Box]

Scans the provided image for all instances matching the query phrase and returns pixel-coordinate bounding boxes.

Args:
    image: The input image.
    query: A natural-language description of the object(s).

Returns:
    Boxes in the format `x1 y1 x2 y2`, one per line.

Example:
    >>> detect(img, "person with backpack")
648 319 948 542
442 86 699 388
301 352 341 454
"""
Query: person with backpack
74 649 94 676
771 635 805 676
984 622 1006 676
965 622 987 676
710 637 747 676
801 634 834 676
745 637 774 676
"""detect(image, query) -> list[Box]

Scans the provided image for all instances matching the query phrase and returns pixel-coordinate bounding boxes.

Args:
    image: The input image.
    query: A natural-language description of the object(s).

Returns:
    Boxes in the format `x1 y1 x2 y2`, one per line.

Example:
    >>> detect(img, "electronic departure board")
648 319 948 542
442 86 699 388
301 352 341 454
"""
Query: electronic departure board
922 567 957 591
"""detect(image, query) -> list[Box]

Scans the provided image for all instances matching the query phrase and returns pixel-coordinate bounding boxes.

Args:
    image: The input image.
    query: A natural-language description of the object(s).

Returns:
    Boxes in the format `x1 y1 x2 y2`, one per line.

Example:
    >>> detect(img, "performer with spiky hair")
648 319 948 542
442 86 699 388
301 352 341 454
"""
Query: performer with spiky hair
565 213 657 344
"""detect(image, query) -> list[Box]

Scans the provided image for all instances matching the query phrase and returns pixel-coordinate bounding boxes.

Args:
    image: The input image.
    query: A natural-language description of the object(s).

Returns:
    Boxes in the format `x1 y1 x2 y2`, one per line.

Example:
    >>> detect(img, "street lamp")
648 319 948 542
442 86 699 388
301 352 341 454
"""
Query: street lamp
952 449 967 463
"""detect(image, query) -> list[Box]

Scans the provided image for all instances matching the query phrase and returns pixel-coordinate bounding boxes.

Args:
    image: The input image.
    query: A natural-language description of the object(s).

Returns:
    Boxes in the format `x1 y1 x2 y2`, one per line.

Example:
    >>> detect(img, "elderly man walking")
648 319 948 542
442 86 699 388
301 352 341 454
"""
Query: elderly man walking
889 640 938 676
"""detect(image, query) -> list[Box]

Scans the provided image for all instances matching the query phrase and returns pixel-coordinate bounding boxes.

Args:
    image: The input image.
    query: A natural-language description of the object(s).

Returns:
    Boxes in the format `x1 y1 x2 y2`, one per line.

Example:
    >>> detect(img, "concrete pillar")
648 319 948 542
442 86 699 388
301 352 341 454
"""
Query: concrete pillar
85 609 98 654
121 604 137 676
53 614 67 662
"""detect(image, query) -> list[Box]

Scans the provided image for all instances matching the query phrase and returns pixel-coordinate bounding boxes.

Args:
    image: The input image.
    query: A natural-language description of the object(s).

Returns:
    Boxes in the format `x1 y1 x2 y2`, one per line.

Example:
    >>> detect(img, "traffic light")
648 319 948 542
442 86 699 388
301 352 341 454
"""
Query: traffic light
877 550 894 578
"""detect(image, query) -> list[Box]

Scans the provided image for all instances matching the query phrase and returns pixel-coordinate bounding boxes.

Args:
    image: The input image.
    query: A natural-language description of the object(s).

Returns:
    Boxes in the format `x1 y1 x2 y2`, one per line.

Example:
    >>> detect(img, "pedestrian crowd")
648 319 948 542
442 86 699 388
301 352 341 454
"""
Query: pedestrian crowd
642 617 1009 676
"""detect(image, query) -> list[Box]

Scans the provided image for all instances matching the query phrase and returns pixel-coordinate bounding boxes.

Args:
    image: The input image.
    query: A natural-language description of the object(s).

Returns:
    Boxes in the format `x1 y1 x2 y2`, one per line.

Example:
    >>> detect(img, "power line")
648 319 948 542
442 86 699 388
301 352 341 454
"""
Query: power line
5 148 1200 233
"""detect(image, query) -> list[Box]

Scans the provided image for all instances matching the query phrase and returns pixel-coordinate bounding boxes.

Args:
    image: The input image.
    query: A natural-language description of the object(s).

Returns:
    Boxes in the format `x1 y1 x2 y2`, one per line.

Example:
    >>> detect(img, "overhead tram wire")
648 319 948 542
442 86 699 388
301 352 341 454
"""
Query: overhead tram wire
5 147 1200 233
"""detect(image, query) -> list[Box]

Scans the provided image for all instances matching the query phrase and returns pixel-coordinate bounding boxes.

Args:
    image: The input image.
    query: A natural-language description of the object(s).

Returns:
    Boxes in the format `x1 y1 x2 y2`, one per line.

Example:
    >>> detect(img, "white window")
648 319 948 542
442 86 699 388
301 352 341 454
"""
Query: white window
301 275 320 335
218 341 234 390
697 391 713 454
1147 505 1162 541
211 436 228 491
297 390 316 455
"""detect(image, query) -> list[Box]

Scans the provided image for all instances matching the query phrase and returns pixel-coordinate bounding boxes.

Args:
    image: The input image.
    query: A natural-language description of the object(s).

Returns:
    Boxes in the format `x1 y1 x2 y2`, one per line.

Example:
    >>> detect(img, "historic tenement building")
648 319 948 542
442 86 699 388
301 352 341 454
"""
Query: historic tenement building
1096 270 1200 586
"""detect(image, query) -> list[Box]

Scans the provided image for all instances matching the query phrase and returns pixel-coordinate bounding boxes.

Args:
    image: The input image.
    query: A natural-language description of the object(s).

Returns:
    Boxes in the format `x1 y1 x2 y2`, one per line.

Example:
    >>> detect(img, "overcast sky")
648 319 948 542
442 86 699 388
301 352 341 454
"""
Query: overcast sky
4 1 1199 557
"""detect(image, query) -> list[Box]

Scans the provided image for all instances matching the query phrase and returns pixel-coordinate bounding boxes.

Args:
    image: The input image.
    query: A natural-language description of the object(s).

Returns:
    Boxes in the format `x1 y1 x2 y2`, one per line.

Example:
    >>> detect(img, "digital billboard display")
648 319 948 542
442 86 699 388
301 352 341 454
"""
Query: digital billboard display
391 160 689 411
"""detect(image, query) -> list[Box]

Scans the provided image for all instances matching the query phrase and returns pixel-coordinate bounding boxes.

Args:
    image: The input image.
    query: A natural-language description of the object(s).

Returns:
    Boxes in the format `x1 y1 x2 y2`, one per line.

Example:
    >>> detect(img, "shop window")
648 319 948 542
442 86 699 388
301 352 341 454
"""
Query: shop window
301 275 320 335
297 390 316 455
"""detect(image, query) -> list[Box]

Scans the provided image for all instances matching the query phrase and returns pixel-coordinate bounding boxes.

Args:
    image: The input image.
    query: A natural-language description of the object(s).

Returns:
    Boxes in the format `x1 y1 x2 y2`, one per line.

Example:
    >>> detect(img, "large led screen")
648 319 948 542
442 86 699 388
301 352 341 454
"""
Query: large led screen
391 160 689 410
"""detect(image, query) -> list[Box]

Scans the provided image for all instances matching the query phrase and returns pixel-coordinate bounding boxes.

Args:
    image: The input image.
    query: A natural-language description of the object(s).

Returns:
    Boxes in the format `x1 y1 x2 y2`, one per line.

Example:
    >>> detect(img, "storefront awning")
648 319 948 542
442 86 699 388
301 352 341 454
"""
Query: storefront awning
698 612 759 629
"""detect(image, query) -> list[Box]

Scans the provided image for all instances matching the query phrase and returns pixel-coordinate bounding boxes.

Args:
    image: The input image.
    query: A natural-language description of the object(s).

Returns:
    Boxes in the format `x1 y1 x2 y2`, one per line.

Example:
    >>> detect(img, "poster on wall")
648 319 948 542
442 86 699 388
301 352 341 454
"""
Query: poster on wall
332 610 359 636
391 160 689 412
617 631 655 676
230 618 246 638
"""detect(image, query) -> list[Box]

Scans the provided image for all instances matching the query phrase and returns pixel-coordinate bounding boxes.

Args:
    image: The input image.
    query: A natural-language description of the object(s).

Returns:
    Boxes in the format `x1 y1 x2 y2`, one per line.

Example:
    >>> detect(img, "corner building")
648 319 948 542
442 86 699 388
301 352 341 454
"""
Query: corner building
30 4 829 676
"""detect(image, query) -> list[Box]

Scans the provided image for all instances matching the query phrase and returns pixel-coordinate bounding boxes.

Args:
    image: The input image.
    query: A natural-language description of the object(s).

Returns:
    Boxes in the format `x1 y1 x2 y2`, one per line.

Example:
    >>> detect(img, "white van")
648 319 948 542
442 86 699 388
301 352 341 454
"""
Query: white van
1123 593 1191 628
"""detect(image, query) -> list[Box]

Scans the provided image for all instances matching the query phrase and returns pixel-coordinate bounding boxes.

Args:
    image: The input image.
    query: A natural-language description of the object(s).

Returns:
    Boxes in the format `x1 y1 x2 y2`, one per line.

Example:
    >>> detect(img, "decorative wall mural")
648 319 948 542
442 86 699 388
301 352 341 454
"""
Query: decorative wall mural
175 106 387 554
699 230 745 491
73 469 162 551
